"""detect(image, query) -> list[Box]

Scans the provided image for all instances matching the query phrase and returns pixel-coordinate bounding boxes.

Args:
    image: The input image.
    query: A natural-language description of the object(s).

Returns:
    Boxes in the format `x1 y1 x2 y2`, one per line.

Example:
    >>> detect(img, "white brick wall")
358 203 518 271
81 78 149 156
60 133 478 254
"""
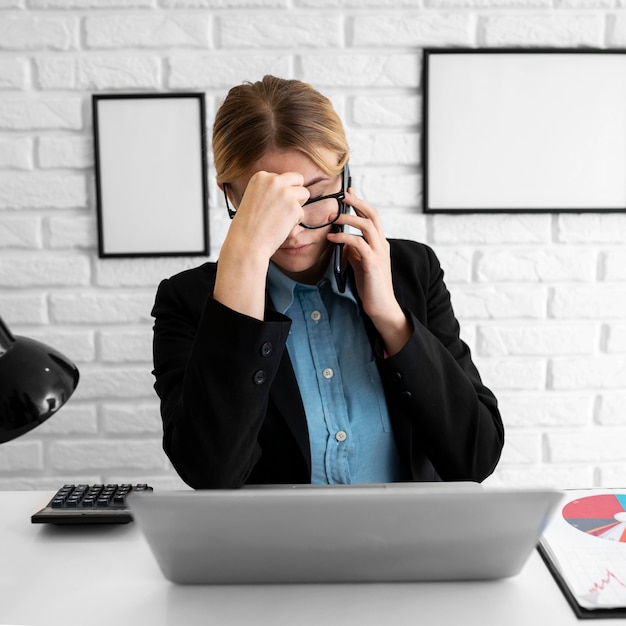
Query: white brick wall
0 0 625 491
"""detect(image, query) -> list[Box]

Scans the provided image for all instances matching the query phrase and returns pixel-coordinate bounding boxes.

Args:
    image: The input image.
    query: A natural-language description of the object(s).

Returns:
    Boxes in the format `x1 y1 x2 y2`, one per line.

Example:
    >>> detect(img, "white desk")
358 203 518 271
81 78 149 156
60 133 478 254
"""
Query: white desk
1 491 624 626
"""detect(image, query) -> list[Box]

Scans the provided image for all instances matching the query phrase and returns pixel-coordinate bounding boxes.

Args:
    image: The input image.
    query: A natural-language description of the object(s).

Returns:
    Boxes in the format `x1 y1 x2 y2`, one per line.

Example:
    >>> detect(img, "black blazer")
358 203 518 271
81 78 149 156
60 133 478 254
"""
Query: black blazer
151 239 504 489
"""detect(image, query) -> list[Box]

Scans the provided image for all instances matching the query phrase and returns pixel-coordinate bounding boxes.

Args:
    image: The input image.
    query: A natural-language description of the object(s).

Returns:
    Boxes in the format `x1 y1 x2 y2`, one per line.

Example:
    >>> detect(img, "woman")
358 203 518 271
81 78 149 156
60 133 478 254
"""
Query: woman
151 75 504 489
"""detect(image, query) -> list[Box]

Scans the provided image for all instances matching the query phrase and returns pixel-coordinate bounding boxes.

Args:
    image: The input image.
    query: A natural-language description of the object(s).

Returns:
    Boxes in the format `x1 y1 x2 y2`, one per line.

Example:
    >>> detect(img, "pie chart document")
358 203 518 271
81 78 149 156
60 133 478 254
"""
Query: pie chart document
539 489 626 613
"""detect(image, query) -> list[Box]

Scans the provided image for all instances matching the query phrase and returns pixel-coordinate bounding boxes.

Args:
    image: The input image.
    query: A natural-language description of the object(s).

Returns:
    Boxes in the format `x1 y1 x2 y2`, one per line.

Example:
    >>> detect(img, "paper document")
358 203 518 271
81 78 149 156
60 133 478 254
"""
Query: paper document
539 489 626 612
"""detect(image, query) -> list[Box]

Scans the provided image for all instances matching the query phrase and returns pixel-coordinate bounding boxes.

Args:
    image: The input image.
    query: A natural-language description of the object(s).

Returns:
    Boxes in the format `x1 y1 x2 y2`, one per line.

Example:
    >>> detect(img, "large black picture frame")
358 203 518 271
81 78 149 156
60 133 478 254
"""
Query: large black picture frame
423 48 626 214
93 93 209 257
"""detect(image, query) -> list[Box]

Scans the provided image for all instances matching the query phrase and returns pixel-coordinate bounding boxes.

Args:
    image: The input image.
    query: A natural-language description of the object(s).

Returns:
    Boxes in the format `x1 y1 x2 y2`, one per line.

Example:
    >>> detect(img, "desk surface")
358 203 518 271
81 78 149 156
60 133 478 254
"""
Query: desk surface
1 490 625 626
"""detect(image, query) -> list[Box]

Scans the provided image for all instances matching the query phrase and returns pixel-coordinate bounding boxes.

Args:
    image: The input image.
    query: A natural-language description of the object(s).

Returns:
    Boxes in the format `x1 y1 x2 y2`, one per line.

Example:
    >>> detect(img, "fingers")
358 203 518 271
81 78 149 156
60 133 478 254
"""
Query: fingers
247 171 310 209
334 189 385 247
344 189 383 229
279 171 311 206
238 171 310 232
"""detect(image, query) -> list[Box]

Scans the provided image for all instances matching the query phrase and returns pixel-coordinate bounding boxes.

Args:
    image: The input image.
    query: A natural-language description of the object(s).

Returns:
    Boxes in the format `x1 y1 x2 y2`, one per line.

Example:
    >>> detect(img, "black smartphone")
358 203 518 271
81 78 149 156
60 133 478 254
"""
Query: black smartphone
332 163 351 293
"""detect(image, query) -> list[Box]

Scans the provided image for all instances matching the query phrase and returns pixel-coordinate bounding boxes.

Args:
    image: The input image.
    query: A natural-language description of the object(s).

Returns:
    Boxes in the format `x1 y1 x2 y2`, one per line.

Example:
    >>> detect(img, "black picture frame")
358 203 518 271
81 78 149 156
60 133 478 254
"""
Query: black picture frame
93 93 209 257
423 48 626 214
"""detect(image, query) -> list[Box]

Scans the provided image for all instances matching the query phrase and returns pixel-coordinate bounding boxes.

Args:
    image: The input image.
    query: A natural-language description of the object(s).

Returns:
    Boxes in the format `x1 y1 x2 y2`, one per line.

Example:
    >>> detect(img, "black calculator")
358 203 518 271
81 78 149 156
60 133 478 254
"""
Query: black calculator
31 483 153 525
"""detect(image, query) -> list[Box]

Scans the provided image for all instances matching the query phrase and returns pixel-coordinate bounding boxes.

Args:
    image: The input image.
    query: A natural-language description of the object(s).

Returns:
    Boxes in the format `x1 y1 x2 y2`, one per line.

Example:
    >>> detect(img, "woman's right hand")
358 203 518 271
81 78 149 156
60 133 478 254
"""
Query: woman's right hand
228 171 310 260
213 171 309 320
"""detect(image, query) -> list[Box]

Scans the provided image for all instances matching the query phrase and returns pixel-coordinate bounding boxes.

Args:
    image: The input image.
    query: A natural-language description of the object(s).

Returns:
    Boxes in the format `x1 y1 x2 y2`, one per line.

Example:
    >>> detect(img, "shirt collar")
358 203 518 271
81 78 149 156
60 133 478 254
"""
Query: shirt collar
267 260 358 315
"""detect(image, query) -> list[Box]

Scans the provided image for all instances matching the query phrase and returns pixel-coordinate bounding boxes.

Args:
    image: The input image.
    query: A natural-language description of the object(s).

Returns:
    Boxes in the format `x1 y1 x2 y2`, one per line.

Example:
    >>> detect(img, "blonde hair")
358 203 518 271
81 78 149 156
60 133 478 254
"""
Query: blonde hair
212 75 349 185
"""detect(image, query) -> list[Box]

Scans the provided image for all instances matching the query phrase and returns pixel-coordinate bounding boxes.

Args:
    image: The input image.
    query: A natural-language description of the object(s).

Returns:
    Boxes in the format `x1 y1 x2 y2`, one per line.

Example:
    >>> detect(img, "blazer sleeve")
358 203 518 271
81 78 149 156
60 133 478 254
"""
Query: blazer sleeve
377 240 504 483
151 271 292 489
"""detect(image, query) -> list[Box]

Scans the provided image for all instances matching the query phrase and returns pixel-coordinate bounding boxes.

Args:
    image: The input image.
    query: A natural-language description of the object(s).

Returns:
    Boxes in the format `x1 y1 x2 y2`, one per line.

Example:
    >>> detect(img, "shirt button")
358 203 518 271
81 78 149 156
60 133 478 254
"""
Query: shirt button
253 370 266 385
322 368 334 379
310 310 321 322
335 431 347 442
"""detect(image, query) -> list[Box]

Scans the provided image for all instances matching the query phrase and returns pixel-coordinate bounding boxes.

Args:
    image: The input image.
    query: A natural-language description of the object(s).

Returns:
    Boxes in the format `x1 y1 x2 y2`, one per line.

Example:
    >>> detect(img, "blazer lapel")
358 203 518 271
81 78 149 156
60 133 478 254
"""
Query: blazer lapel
269 350 312 476
265 289 311 476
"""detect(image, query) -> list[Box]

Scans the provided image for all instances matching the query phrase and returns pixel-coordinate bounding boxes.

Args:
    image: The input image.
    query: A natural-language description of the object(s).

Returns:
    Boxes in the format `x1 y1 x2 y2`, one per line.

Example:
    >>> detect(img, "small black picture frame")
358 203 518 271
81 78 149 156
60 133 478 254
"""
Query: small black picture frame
93 93 209 257
423 48 626 214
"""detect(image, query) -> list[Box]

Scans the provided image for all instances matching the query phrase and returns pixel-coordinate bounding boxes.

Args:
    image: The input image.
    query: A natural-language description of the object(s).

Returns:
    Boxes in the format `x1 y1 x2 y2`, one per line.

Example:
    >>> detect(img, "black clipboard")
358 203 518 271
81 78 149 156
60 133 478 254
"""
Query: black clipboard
538 543 626 619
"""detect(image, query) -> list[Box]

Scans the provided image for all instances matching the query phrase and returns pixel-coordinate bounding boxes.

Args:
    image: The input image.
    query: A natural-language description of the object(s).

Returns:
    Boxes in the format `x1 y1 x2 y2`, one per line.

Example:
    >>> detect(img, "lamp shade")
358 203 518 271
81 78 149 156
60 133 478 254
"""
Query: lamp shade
0 316 79 444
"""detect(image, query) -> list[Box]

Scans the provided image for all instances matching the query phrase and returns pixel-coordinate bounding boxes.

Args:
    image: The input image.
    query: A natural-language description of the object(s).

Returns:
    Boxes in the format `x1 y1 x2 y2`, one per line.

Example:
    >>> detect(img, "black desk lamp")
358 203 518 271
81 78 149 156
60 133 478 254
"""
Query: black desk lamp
0 316 79 444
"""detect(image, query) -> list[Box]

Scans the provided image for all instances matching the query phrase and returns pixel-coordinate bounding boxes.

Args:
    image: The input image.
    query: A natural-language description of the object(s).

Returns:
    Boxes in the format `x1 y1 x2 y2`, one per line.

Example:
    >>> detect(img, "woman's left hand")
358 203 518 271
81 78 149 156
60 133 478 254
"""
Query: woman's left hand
327 188 412 356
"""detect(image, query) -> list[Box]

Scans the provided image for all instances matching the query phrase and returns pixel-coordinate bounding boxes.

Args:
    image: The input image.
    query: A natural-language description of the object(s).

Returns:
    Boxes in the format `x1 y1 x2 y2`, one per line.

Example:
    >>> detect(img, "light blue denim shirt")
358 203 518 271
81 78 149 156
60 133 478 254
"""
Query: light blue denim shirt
267 261 405 484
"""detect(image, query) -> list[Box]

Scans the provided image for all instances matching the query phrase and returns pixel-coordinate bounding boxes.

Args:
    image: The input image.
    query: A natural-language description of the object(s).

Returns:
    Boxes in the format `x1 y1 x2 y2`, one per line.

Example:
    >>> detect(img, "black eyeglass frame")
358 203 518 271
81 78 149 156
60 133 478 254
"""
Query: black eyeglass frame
223 164 350 230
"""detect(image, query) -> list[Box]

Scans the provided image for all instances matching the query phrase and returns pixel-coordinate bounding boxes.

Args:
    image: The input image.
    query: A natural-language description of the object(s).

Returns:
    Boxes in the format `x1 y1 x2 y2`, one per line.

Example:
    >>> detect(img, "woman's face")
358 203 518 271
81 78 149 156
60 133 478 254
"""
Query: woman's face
228 147 343 285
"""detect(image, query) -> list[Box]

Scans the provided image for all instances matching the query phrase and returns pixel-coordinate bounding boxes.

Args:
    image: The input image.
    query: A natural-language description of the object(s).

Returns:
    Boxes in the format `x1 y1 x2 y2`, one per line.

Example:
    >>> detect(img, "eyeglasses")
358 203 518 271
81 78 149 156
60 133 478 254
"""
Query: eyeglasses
223 165 349 230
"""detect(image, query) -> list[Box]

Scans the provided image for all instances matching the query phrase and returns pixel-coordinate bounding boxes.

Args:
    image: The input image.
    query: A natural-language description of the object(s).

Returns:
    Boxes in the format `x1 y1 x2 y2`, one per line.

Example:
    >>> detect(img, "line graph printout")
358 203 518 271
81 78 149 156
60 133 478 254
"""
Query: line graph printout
540 490 626 610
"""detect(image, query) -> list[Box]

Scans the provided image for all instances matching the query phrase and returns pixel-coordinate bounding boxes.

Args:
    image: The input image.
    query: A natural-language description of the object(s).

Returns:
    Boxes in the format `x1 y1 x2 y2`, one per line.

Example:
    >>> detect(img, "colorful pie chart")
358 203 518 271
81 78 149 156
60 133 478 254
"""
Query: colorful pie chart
563 494 626 542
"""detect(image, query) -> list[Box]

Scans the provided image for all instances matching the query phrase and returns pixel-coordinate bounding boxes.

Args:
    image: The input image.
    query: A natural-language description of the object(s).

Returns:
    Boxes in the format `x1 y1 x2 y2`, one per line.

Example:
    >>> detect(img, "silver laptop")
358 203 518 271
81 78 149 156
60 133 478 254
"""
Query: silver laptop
129 483 560 584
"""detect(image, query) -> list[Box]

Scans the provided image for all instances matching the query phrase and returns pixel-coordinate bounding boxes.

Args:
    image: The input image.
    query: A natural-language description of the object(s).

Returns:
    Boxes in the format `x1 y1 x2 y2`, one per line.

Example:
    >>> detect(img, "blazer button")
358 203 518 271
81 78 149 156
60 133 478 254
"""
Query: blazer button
260 342 272 357
401 390 413 399
253 370 267 385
